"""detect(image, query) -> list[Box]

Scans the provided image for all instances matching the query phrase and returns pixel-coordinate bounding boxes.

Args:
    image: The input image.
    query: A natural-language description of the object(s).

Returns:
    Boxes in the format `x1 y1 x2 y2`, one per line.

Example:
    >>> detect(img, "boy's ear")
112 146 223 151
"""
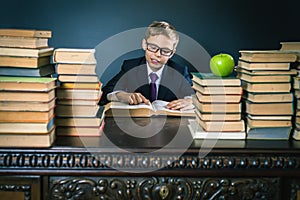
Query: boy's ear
142 38 147 51
169 48 176 58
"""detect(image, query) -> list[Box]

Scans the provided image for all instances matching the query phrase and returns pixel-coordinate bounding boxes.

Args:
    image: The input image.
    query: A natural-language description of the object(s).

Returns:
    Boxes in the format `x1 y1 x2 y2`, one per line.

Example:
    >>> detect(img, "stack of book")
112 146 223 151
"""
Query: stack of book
0 29 54 77
292 76 300 140
53 48 104 136
279 42 300 140
188 72 245 139
237 50 297 140
0 77 56 147
0 29 57 147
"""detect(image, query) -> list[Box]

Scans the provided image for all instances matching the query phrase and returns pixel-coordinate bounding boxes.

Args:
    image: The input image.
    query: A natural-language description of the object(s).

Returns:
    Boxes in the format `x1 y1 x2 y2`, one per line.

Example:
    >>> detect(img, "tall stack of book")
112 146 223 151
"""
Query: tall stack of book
279 42 300 140
0 29 56 147
0 77 56 147
53 48 104 137
237 50 297 140
188 72 245 139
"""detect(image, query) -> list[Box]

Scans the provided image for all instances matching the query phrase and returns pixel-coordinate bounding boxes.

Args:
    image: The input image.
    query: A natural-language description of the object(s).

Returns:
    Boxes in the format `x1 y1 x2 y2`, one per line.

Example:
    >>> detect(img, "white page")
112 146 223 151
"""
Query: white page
110 101 154 110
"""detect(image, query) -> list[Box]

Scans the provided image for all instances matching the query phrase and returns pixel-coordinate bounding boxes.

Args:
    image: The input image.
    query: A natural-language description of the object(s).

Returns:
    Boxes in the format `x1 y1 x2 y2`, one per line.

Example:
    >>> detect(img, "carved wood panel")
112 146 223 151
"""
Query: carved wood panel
288 178 300 200
0 176 40 200
48 176 280 200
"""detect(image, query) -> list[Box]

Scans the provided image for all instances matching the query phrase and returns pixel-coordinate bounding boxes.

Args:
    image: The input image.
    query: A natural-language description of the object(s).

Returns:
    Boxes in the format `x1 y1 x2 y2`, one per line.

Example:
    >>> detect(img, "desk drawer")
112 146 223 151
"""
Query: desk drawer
48 176 280 200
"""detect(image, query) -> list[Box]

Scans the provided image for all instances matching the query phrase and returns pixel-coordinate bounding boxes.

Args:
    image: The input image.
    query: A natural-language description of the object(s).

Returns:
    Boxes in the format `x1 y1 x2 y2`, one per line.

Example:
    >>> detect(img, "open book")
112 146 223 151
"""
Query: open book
105 100 195 117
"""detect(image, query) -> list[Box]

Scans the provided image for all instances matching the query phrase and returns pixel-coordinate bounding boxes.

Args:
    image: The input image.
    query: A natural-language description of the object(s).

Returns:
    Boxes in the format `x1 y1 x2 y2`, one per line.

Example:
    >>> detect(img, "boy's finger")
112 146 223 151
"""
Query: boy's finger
141 95 150 105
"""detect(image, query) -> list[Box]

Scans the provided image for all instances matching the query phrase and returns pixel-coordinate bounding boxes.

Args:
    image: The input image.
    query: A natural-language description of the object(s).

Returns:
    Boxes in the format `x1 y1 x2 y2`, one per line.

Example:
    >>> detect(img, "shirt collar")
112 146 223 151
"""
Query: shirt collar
146 62 164 79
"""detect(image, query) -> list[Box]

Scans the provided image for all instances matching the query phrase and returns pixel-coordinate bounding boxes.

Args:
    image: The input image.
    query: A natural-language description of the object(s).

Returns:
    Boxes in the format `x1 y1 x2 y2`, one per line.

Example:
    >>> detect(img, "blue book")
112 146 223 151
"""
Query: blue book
246 125 292 140
0 64 55 77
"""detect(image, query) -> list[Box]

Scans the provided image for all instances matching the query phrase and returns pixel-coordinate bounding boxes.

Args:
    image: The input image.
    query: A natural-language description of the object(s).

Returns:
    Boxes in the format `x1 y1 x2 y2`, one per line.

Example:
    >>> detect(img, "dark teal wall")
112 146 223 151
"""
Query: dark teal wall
1 0 300 84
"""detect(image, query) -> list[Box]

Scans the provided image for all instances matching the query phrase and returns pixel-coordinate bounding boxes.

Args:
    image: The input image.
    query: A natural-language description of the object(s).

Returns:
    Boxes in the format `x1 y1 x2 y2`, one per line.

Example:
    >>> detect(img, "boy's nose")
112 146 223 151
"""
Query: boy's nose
155 50 162 57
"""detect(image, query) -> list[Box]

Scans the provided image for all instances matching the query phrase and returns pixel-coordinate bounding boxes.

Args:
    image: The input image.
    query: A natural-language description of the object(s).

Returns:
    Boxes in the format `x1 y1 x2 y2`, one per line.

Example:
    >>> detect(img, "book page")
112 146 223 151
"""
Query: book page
151 100 170 112
152 100 194 114
110 101 154 110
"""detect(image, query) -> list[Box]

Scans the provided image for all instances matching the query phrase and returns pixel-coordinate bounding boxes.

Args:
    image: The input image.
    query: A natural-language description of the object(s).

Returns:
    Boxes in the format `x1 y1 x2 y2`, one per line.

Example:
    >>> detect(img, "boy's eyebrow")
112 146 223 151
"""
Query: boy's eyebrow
146 41 173 50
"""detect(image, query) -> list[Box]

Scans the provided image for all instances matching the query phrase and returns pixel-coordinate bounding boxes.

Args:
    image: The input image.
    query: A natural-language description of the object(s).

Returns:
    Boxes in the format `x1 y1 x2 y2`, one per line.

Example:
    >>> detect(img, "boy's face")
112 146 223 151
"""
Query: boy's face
142 35 176 72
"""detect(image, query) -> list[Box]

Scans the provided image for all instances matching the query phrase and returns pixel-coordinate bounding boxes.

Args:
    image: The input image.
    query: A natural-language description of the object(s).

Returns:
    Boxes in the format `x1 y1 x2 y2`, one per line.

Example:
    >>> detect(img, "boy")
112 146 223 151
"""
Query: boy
100 21 194 111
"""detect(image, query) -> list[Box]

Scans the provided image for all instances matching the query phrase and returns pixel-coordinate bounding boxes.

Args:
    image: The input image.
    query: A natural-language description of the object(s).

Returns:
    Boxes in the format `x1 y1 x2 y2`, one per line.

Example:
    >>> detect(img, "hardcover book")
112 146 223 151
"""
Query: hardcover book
56 88 102 100
56 99 100 106
55 117 102 127
0 116 54 133
239 50 297 63
195 115 245 132
237 72 291 83
192 82 242 95
0 29 52 38
237 60 291 70
59 82 101 89
0 36 48 49
0 56 51 68
0 64 55 77
0 89 55 102
0 77 56 91
246 125 292 140
0 127 55 147
247 114 292 120
280 42 300 62
194 108 241 121
58 75 99 83
191 72 241 86
280 42 300 51
0 47 53 57
53 48 96 64
55 104 100 117
235 66 297 76
0 108 54 123
55 108 104 127
241 81 291 93
0 98 55 111
192 95 241 113
242 92 293 103
56 63 97 75
246 115 292 128
188 119 246 139
245 101 293 115
56 126 103 137
195 91 242 103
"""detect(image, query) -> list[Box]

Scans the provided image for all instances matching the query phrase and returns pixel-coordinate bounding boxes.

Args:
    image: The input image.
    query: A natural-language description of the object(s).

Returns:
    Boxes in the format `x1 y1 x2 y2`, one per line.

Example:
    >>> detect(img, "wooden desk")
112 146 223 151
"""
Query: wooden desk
0 116 300 199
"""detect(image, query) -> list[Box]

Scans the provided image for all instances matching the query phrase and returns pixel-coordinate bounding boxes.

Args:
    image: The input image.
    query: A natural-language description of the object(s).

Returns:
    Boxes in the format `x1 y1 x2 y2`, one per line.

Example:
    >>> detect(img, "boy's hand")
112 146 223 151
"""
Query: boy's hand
116 92 150 105
166 98 194 111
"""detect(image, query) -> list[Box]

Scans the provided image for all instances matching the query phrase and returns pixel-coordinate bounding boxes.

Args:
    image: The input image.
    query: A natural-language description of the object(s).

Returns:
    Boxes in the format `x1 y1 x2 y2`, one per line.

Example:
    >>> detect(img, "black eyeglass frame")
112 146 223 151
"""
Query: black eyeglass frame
145 40 174 57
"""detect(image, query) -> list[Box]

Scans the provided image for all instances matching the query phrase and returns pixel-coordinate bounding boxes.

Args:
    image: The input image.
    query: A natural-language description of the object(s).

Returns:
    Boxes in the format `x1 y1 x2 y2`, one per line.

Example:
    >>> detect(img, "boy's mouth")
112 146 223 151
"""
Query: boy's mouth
151 58 160 65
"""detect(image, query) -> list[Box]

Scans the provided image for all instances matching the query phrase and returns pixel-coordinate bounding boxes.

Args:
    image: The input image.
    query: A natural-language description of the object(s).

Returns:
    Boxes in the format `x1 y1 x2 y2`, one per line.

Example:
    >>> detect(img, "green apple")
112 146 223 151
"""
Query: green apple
210 53 235 77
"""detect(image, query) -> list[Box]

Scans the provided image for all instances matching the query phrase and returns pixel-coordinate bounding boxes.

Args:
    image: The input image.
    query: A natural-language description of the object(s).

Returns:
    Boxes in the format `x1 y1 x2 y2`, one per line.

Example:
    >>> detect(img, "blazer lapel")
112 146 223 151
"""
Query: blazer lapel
157 66 170 100
135 63 150 99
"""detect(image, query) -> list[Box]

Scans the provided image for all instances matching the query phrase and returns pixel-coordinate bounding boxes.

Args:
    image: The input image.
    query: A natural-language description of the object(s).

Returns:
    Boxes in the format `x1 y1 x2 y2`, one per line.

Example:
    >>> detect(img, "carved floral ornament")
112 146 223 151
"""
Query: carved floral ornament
50 177 279 200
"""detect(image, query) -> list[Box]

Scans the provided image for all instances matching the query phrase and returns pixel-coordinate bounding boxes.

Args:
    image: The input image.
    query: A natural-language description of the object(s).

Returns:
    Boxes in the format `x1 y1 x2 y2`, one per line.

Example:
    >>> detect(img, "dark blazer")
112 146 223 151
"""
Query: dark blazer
99 56 194 105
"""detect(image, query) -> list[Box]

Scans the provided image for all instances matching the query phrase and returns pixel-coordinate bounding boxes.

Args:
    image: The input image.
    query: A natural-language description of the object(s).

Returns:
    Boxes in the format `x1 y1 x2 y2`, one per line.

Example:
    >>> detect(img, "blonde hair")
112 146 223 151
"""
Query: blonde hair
145 21 179 48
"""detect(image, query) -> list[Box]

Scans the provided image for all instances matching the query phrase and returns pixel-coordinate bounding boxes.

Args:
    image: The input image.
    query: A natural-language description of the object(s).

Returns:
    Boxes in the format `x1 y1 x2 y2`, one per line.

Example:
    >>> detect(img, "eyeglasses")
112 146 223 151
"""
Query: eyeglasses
145 41 174 56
